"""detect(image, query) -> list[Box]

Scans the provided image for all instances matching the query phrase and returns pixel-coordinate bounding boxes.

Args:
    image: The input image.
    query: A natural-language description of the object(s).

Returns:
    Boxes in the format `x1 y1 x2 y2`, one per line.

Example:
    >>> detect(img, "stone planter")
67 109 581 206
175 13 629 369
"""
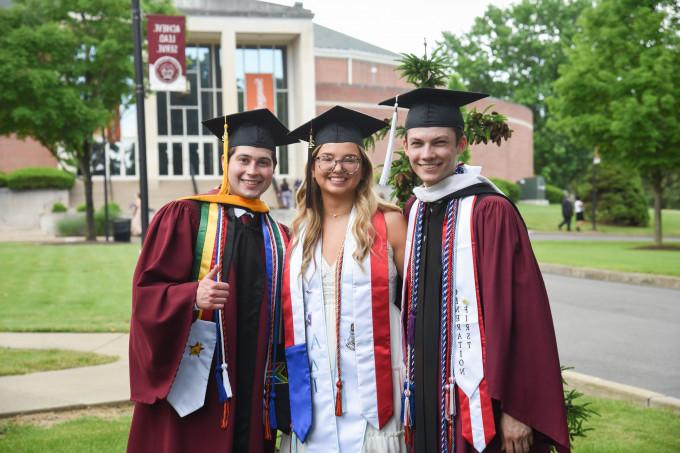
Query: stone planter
0 188 69 231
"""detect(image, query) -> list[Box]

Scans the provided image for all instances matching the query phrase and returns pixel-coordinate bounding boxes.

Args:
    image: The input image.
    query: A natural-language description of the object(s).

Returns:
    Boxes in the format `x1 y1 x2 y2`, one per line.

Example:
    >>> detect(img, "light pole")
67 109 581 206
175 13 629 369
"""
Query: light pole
591 148 601 231
131 0 149 244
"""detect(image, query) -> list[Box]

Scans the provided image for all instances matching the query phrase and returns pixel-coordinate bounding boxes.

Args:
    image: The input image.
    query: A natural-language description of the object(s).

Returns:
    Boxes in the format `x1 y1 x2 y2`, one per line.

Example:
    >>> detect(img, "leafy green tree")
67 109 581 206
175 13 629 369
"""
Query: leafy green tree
438 0 592 188
0 0 173 240
550 0 680 245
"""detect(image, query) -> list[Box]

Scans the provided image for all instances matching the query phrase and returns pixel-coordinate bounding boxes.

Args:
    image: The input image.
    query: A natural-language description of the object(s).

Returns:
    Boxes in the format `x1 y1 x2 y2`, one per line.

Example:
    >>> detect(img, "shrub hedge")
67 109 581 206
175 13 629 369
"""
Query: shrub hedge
56 203 123 236
7 167 75 191
545 184 564 204
51 202 68 213
490 177 520 202
0 172 7 188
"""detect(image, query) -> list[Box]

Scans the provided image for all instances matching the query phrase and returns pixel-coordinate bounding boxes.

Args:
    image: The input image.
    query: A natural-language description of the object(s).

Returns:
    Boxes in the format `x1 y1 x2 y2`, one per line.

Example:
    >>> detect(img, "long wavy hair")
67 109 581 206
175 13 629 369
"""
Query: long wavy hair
292 144 399 274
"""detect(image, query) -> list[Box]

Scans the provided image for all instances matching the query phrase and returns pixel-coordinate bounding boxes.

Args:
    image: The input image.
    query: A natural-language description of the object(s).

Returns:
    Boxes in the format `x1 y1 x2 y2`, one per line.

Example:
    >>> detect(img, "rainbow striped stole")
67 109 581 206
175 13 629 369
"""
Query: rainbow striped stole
191 202 288 432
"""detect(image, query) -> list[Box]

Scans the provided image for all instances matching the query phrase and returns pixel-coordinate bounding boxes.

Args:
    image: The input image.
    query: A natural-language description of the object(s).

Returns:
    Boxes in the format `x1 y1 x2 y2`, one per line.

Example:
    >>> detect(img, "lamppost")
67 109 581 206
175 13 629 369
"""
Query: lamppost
591 147 601 231
131 0 149 244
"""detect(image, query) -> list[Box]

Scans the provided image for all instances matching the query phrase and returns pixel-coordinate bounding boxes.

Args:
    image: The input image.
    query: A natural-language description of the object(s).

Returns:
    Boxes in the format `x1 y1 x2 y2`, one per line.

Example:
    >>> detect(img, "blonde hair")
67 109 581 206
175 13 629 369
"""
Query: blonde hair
292 144 399 274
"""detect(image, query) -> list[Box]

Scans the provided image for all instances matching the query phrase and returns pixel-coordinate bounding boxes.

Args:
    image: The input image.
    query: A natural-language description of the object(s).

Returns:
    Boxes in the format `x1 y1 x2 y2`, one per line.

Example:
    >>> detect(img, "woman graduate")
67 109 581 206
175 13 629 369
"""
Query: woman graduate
280 106 408 453
127 109 297 453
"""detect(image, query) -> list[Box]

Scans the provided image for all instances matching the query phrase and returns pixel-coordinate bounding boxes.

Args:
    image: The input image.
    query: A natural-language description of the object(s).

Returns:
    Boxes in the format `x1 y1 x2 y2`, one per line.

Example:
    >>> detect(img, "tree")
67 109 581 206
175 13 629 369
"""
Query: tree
438 0 592 189
550 0 680 245
0 0 173 240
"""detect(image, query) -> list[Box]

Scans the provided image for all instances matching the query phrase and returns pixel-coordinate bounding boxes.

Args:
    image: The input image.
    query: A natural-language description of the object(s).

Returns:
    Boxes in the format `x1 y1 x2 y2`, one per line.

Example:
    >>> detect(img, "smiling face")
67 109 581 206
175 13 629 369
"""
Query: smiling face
312 142 364 198
227 146 275 199
403 127 466 186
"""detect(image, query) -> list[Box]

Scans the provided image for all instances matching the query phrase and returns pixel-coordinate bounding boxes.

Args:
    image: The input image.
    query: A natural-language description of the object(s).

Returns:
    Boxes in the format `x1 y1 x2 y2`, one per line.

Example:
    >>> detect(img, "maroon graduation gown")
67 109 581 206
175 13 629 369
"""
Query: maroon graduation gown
405 193 570 453
127 199 278 453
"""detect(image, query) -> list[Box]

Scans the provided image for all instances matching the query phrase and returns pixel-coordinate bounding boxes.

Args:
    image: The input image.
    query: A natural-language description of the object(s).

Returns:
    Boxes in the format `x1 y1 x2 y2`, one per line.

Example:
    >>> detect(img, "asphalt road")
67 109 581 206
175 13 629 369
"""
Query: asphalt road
546 274 680 398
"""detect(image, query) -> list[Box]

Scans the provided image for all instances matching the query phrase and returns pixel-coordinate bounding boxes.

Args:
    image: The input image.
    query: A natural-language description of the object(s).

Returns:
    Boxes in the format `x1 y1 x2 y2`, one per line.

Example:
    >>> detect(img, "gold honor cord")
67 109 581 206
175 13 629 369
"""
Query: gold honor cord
181 118 270 212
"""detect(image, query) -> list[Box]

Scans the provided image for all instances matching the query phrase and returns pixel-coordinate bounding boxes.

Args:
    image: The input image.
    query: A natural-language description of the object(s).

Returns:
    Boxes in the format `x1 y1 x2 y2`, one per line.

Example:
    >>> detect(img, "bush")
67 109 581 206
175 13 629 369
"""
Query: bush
7 167 75 190
76 203 87 212
95 202 121 235
56 203 122 236
490 177 520 202
545 184 564 204
57 214 86 236
51 202 68 213
578 163 649 227
0 172 7 188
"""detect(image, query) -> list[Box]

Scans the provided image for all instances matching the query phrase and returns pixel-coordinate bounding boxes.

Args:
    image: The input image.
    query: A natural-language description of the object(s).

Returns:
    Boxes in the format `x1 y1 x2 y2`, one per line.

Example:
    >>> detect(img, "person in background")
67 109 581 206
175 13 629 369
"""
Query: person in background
574 196 585 232
280 178 293 209
558 192 573 232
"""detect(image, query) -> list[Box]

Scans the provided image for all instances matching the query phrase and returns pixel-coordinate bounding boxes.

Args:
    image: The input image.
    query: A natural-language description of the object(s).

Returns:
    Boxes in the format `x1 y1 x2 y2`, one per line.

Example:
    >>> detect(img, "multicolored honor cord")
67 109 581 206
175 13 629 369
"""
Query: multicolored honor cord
440 198 461 452
402 200 425 445
261 214 287 439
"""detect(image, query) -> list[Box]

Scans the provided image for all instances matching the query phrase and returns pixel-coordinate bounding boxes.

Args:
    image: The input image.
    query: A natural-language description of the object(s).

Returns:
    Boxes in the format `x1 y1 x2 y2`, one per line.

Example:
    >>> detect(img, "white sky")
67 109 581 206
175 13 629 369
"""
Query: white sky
271 0 518 55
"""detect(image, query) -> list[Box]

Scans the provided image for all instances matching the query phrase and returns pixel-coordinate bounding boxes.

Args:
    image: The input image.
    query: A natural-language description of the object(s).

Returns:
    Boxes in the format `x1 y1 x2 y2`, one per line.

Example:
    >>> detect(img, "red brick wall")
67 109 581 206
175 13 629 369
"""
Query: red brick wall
315 54 535 183
467 98 534 182
0 135 58 173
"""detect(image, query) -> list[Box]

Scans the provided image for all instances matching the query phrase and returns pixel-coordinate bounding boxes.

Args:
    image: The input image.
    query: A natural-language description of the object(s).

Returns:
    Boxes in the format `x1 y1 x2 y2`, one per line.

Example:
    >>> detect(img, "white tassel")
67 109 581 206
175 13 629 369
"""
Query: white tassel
221 363 232 398
448 376 456 418
379 97 399 186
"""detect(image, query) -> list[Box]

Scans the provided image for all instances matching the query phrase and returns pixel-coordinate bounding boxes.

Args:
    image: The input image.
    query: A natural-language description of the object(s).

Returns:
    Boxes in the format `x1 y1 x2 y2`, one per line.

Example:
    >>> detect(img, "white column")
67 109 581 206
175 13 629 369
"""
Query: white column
220 30 238 116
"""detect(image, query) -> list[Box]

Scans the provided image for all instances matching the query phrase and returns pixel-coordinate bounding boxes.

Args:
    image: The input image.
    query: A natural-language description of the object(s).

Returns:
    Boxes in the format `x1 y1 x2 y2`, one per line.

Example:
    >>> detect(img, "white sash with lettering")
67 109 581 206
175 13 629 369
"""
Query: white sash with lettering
293 208 382 453
167 319 217 417
403 185 496 451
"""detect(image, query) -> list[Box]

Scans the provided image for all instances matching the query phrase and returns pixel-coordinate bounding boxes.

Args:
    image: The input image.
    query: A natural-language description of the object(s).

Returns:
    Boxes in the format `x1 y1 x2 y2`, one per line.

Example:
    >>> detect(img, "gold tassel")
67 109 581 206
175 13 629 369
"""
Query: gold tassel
219 116 230 195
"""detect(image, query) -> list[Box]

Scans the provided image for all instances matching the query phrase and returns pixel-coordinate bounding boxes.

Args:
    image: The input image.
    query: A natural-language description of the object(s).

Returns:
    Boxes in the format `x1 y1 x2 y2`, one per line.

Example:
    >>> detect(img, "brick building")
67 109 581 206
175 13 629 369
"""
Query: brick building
0 0 533 211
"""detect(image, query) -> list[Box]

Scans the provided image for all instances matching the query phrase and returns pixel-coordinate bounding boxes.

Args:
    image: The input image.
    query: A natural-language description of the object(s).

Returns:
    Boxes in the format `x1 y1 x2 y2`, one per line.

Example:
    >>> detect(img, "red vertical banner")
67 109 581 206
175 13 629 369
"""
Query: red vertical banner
147 15 186 92
245 73 275 111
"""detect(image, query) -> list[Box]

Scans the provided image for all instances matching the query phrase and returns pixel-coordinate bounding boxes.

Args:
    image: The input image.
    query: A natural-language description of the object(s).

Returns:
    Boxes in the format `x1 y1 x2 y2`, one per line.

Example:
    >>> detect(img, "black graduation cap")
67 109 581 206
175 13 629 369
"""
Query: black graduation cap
288 105 388 146
202 108 298 151
379 88 488 130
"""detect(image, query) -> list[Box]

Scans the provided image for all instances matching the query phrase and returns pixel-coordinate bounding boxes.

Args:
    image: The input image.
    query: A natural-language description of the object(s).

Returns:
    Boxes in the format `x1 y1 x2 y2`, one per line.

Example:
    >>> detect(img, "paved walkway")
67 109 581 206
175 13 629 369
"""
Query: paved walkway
529 231 680 242
2 328 679 417
0 333 129 416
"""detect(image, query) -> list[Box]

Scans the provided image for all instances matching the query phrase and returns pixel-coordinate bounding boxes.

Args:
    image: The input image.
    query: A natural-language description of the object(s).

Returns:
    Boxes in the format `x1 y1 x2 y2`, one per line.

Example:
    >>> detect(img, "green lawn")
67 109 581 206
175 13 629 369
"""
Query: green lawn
518 204 680 237
532 241 680 276
0 396 677 451
0 243 138 332
572 397 680 452
0 347 117 376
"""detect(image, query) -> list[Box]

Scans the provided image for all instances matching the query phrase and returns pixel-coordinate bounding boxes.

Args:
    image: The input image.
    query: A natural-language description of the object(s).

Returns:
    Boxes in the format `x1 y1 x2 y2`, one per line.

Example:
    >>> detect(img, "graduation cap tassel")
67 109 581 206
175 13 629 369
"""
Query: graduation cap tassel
379 96 399 186
220 117 230 195
305 124 315 209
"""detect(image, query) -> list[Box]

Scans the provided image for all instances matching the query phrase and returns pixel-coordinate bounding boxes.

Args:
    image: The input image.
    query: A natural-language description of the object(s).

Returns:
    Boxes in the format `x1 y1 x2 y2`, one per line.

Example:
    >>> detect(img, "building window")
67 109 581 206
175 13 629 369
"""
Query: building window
156 44 223 178
236 45 290 175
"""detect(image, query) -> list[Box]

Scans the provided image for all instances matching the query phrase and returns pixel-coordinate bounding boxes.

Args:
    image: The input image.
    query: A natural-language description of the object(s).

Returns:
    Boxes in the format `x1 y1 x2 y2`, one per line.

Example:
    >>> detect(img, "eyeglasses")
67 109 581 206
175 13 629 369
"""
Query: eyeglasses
315 155 362 175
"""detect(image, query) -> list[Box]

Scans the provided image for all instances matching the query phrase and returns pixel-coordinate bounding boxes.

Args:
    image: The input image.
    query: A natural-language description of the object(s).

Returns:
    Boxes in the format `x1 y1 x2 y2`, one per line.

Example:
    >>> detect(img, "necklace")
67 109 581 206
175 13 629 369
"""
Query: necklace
329 210 350 219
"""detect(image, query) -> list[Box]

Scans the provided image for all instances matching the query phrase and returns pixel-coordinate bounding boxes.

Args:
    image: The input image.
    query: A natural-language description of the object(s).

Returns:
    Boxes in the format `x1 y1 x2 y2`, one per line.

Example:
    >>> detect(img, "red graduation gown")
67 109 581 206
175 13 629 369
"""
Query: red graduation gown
127 200 277 453
406 194 570 453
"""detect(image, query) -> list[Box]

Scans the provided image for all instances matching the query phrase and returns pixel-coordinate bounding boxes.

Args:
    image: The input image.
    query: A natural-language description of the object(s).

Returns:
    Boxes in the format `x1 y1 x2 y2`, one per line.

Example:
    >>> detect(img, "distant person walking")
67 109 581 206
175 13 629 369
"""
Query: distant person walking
574 196 585 232
558 193 573 231
279 178 292 208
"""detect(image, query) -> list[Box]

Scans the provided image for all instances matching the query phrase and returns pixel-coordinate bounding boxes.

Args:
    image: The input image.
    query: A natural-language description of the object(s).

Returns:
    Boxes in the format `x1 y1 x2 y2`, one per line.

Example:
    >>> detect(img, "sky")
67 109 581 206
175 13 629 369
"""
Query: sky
270 0 517 55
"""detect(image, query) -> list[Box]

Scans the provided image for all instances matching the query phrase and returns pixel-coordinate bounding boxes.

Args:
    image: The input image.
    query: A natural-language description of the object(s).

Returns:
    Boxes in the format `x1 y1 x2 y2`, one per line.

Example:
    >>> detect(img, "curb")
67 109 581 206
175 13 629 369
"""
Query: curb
539 263 680 290
563 370 680 413
0 400 133 420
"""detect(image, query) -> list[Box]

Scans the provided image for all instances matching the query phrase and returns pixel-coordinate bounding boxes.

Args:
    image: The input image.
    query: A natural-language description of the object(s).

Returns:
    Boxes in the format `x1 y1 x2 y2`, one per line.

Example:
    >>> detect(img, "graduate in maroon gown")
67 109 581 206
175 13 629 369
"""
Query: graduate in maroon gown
127 109 297 453
379 89 570 453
